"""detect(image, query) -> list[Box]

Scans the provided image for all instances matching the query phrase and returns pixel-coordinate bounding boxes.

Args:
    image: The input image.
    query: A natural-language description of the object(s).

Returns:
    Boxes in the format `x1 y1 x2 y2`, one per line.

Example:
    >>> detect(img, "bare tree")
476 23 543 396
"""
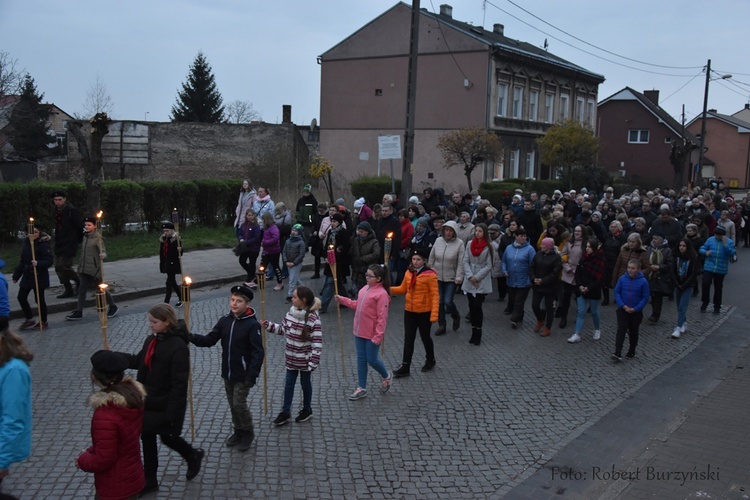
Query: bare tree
81 74 114 119
225 100 260 124
0 50 24 97
67 113 111 212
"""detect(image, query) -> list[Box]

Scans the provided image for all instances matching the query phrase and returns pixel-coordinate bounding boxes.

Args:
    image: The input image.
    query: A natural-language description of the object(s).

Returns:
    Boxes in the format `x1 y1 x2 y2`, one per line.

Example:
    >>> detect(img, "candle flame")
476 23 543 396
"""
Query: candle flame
184 277 192 285
96 210 103 218
328 244 334 249
98 283 109 291
29 217 34 222
386 232 393 238
259 266 265 272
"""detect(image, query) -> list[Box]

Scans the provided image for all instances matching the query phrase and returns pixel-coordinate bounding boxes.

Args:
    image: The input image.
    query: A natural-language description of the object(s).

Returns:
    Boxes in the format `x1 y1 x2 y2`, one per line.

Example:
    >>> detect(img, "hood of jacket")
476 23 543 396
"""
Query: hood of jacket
88 377 147 409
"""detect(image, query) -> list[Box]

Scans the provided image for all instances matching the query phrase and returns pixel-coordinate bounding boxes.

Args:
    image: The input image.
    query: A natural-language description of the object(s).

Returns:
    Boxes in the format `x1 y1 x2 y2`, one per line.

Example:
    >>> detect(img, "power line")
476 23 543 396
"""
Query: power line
427 0 470 81
659 71 704 105
714 80 750 99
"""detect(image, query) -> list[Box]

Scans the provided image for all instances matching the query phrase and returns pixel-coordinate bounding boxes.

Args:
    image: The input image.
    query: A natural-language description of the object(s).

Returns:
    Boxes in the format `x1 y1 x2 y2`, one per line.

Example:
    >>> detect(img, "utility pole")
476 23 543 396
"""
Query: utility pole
400 0 420 202
697 59 711 188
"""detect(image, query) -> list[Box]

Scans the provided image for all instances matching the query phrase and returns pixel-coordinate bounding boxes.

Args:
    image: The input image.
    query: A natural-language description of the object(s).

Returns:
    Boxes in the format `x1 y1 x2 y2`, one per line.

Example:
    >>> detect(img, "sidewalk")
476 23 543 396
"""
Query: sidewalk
3 247 317 319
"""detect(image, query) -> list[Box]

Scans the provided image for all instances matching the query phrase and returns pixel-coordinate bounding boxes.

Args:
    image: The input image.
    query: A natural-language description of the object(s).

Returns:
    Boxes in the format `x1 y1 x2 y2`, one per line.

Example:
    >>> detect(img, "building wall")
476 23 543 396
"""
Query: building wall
686 118 750 187
597 100 676 186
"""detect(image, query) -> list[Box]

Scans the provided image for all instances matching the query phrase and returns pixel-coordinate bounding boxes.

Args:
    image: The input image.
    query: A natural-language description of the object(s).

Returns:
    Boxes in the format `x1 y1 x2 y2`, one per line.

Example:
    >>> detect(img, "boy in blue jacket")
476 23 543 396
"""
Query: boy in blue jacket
613 259 650 361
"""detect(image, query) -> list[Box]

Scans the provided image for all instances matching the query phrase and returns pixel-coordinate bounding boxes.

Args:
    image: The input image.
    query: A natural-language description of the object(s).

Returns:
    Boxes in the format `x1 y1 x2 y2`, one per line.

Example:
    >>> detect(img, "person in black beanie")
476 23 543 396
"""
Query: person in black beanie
50 190 83 299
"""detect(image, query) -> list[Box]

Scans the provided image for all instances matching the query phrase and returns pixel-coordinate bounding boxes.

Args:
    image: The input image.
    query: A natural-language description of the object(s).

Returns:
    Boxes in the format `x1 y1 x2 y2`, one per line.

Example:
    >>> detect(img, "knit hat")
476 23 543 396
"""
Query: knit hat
714 226 727 235
357 221 372 232
541 237 555 250
353 197 365 209
335 198 345 206
303 184 312 193
91 350 128 377
651 231 666 239
416 217 430 229
331 213 344 224
84 215 97 224
408 196 419 204
592 211 602 219
292 224 303 233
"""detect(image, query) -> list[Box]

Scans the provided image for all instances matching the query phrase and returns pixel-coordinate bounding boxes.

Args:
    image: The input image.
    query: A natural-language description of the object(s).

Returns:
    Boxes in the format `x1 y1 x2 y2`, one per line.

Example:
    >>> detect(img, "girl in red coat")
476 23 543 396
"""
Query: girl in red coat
76 350 146 500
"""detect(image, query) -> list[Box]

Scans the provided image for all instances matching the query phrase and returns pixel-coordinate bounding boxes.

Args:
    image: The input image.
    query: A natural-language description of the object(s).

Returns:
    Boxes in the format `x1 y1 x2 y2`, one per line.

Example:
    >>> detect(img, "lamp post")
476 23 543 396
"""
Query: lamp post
696 59 732 186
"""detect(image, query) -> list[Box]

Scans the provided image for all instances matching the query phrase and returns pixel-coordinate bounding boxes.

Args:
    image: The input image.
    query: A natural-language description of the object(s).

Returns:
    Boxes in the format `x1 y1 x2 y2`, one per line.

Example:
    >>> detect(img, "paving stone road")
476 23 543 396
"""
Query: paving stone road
0 280 732 499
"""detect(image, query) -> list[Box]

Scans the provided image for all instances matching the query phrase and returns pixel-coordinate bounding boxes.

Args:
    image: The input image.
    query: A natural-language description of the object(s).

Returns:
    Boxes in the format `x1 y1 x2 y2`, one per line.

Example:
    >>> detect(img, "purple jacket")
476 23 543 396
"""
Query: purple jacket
262 224 281 255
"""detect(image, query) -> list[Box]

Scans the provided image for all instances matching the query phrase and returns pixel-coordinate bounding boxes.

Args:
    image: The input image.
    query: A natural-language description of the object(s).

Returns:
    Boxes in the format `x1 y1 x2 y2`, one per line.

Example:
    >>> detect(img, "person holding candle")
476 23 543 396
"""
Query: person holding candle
260 212 284 292
12 224 53 330
319 214 351 314
391 248 439 377
65 216 118 321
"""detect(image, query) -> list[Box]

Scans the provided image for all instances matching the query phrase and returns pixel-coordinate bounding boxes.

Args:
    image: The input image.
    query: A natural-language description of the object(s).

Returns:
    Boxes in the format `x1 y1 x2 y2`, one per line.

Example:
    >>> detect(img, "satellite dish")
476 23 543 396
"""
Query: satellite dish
310 118 317 132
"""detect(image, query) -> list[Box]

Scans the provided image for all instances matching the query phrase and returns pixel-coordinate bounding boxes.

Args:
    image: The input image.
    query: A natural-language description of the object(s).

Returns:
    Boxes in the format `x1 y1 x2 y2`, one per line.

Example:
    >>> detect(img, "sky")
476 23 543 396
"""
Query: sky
1 0 749 127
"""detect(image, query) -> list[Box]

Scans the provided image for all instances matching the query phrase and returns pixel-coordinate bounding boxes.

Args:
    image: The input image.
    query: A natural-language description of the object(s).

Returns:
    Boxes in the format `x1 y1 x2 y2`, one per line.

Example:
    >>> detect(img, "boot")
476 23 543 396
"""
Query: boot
474 328 482 345
469 328 478 345
237 428 255 452
435 325 447 336
57 284 76 299
393 363 410 378
225 429 243 447
138 478 159 497
185 448 205 480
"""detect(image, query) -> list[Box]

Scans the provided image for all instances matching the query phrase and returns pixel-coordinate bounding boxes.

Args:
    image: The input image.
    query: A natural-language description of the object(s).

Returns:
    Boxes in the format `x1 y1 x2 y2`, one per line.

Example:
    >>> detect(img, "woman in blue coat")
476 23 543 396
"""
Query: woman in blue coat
501 227 536 328
12 227 53 330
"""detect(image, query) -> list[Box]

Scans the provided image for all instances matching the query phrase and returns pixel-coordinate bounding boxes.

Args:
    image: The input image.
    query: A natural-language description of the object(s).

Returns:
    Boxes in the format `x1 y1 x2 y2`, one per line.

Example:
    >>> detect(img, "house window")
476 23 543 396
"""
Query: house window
529 91 539 122
509 149 520 178
576 97 585 123
628 130 650 143
524 151 536 179
560 94 570 121
497 83 508 117
493 158 504 181
375 89 382 96
664 136 672 144
545 94 554 123
586 100 595 126
512 87 523 119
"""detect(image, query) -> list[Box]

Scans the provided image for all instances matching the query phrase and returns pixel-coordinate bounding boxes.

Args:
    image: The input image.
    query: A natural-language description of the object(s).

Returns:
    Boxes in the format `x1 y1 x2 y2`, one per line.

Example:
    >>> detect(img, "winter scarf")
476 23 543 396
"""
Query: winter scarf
470 237 488 257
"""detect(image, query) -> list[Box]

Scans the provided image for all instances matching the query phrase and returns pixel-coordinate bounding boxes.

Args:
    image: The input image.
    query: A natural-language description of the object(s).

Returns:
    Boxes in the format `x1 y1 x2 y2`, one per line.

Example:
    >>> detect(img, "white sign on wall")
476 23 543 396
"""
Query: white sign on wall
378 135 402 160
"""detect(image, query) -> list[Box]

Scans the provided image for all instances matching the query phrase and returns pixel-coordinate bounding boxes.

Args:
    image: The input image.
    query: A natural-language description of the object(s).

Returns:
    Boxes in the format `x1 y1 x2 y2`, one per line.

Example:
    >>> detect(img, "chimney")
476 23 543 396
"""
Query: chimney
745 103 749 110
282 104 291 124
440 4 452 18
493 23 504 36
643 90 659 106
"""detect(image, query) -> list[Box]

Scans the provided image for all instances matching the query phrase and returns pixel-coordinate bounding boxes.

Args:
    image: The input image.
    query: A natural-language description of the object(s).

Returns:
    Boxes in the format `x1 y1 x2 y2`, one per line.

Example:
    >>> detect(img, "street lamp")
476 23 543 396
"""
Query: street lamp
696 59 732 186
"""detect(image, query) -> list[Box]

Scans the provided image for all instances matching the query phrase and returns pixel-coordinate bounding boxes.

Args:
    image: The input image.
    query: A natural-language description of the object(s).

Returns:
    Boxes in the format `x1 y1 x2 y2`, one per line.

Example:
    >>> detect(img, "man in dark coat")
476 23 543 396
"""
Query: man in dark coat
349 221 381 292
295 184 318 245
517 200 543 250
375 204 401 267
50 190 83 298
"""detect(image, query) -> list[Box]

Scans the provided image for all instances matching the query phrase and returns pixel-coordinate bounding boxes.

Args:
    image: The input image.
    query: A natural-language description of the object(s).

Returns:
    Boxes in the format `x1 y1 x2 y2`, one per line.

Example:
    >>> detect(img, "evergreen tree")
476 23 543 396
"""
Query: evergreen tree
171 52 225 123
8 74 54 160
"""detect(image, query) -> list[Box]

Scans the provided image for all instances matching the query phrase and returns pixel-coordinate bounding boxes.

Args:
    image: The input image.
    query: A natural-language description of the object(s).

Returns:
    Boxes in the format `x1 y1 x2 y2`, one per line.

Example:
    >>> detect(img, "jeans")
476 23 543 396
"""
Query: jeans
18 286 47 322
701 271 725 309
531 290 555 328
354 336 389 389
615 308 643 357
508 286 530 323
575 296 600 333
164 272 181 303
676 287 692 327
223 380 254 432
286 264 303 298
282 369 312 413
437 280 459 326
467 293 485 328
76 273 115 312
402 311 434 365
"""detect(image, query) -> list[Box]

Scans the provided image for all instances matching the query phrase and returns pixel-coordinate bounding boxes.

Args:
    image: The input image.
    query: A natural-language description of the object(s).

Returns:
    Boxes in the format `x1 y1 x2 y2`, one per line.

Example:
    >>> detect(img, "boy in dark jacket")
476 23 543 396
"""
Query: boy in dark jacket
12 227 53 330
613 259 650 361
283 224 307 302
190 284 264 452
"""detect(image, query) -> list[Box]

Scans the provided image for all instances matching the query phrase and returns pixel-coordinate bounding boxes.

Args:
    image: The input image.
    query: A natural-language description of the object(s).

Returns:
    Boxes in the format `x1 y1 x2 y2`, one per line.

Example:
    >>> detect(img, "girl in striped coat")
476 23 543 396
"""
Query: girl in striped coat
264 286 322 426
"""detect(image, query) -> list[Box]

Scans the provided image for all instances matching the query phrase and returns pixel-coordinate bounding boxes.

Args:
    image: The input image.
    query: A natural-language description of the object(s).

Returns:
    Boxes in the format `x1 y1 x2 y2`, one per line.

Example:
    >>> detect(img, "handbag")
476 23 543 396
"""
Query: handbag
233 240 249 256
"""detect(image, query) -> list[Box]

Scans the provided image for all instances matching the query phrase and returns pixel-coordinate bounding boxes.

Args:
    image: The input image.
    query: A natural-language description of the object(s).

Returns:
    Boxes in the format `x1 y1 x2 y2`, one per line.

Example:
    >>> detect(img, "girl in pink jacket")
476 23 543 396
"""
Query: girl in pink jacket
335 264 392 400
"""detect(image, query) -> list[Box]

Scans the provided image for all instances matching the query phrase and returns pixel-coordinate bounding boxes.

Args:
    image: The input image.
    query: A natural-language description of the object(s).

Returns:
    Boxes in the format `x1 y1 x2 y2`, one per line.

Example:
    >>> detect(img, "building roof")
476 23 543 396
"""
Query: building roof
685 109 750 133
599 87 699 143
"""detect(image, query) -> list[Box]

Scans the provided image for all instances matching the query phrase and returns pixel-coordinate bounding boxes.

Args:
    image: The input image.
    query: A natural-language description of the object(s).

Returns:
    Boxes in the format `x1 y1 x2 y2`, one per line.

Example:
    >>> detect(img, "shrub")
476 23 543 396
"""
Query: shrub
351 176 402 207
194 179 231 227
224 179 243 226
171 182 199 227
0 183 29 241
562 167 613 195
101 180 144 234
141 182 175 231
478 182 522 208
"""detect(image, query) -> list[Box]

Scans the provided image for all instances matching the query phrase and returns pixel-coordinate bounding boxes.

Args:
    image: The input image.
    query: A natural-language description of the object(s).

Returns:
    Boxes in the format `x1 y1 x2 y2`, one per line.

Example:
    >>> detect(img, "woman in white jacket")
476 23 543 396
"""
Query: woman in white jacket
233 180 256 228
428 220 465 336
461 223 494 346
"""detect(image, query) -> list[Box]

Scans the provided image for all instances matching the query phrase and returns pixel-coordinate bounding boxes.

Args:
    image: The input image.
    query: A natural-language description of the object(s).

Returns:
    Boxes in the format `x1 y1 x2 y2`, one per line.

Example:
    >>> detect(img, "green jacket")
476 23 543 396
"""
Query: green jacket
78 229 106 279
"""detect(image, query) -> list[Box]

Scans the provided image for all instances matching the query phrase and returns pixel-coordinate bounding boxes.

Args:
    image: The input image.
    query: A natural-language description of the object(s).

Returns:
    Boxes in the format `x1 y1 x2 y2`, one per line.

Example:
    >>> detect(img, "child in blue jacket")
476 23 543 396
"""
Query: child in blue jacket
612 258 650 361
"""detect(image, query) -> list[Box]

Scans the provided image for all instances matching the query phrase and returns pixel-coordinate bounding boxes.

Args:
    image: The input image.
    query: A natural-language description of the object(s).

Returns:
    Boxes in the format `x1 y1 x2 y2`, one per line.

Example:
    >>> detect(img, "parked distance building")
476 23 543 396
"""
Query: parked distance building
319 2 604 193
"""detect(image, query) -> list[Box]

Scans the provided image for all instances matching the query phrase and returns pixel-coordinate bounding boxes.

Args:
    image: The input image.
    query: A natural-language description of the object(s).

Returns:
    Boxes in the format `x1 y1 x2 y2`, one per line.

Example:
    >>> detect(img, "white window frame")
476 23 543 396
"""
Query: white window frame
586 100 595 127
545 94 554 123
576 97 585 123
493 158 504 181
512 87 523 119
560 94 570 121
510 149 520 178
497 83 508 117
529 90 539 122
628 129 650 144
525 151 536 179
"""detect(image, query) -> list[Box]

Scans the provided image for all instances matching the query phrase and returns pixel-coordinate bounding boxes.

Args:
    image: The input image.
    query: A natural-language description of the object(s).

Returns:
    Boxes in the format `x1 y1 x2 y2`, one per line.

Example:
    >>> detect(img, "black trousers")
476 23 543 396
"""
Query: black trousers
18 286 47 322
615 308 643 357
164 272 181 303
650 293 664 320
532 290 555 328
557 282 575 319
467 293 485 329
701 271 725 309
496 276 507 300
402 311 434 365
142 431 196 483
508 286 530 323
239 251 259 282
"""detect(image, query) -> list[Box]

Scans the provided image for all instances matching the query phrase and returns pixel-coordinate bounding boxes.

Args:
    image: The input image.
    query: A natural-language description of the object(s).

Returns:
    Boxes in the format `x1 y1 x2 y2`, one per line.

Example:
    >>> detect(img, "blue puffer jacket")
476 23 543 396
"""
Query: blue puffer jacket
699 236 736 275
614 271 650 311
501 240 536 288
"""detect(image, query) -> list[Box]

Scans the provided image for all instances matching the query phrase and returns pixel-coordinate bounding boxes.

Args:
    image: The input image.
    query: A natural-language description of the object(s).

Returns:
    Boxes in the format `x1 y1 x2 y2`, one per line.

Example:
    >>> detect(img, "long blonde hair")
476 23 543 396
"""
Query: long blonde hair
0 330 34 367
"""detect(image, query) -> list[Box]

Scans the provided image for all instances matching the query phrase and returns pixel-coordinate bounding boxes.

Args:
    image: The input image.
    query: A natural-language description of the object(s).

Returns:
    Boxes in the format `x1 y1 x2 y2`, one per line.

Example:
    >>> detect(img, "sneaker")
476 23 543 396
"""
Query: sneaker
452 314 461 331
237 429 255 452
713 307 721 315
381 372 393 393
541 327 551 337
567 333 581 343
611 353 622 362
185 448 204 480
625 352 635 359
175 301 183 308
273 283 284 291
421 360 436 372
510 321 518 329
225 430 243 447
33 321 49 330
19 319 36 330
700 303 708 313
348 387 367 400
65 310 83 321
107 305 119 318
680 323 687 333
247 281 258 289
435 325 447 336
534 321 544 333
273 411 291 426
285 296 293 303
393 364 410 378
593 329 601 341
671 327 681 339
295 409 313 423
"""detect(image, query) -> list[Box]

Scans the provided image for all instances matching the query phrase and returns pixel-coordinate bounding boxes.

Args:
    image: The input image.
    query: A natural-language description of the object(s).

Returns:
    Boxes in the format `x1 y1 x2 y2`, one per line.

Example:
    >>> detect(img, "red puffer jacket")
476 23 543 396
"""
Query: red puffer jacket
77 378 146 500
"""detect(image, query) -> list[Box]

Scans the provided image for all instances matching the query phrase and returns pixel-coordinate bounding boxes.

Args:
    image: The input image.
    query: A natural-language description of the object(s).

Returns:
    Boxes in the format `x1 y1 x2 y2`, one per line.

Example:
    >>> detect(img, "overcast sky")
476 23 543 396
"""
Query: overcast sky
2 0 748 127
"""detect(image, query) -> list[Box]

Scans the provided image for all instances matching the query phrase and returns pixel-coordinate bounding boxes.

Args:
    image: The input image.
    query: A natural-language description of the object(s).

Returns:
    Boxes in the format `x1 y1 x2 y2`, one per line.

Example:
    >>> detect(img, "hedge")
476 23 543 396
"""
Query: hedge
194 179 231 227
478 182 522 208
101 180 144 234
351 176 402 207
